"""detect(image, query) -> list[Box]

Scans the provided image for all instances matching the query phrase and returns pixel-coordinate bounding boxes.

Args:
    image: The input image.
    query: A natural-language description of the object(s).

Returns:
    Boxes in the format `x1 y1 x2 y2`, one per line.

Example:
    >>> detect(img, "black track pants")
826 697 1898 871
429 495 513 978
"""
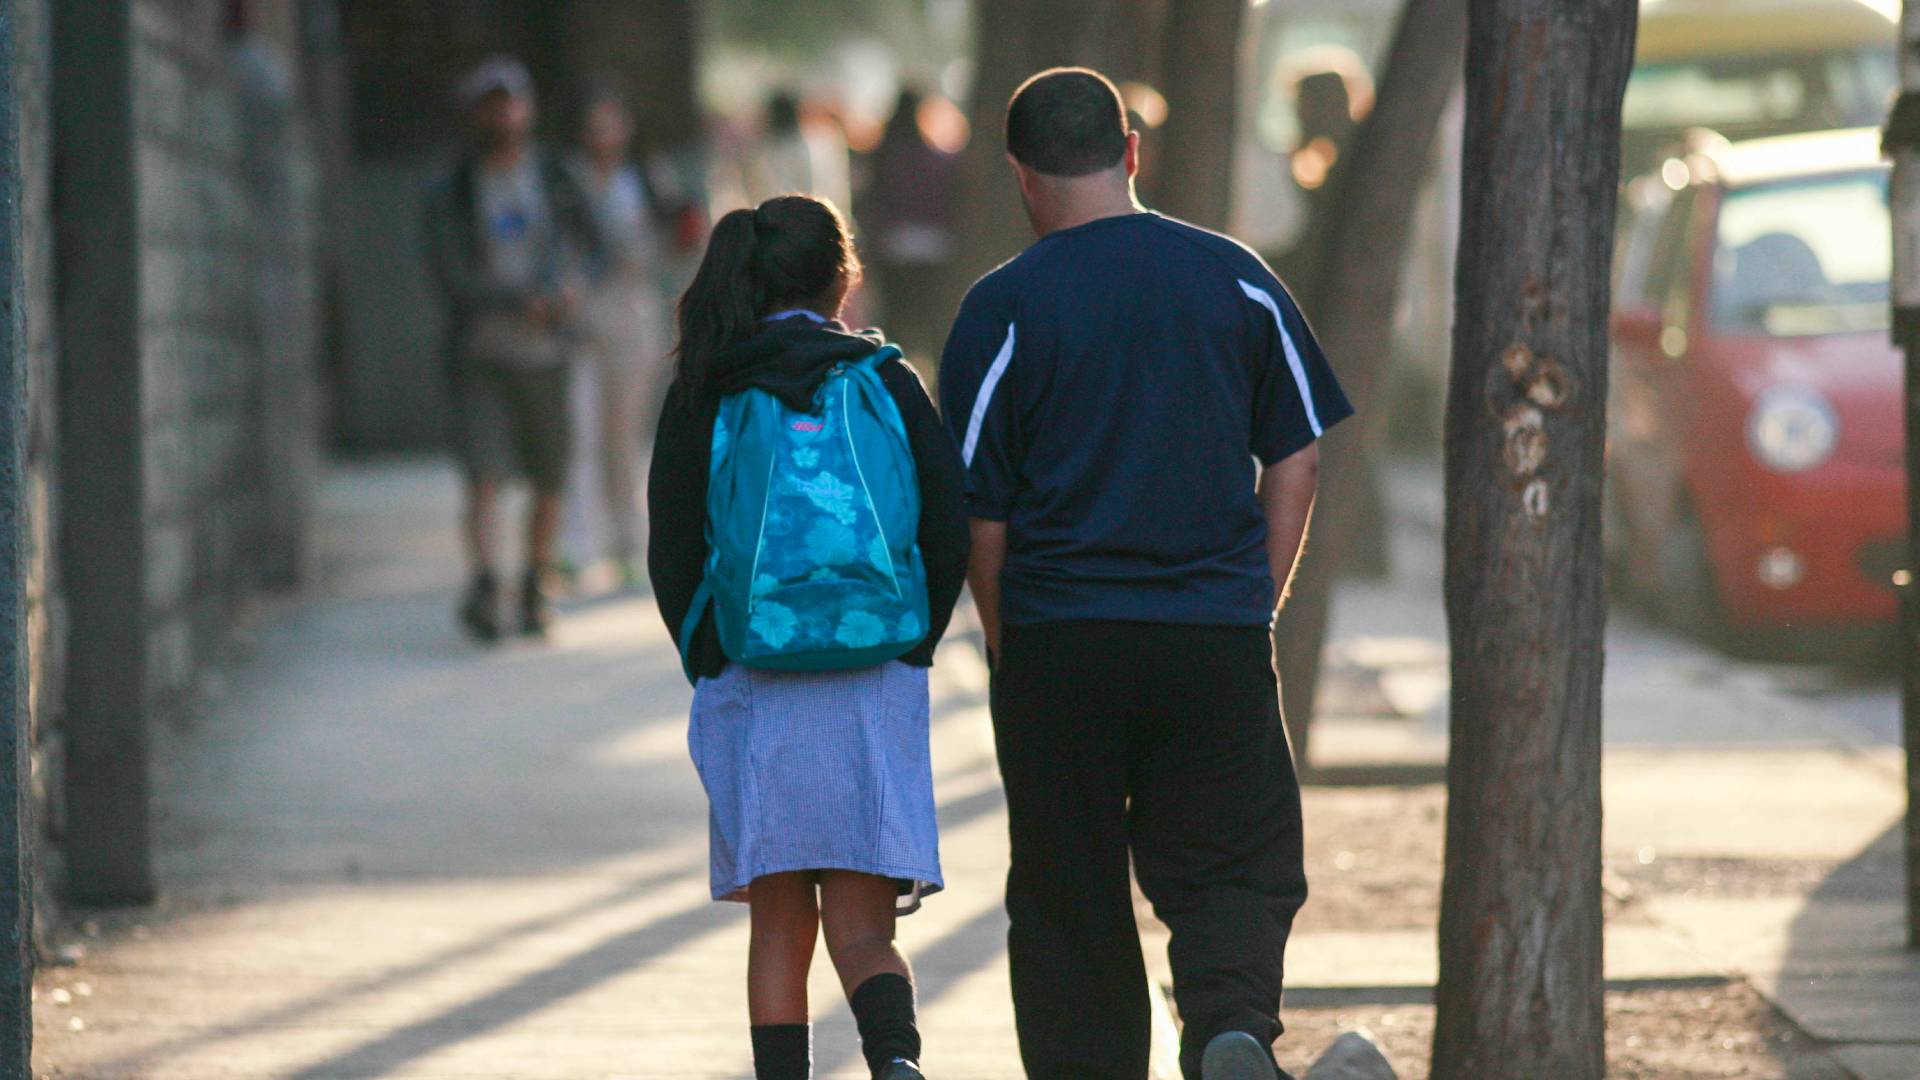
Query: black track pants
991 621 1307 1080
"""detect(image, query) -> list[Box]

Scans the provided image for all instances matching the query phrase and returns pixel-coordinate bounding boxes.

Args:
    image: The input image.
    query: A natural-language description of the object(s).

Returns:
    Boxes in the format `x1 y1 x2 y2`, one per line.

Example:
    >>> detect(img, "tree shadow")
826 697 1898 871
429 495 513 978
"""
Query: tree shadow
77 854 705 1077
281 898 747 1079
1772 820 1914 1074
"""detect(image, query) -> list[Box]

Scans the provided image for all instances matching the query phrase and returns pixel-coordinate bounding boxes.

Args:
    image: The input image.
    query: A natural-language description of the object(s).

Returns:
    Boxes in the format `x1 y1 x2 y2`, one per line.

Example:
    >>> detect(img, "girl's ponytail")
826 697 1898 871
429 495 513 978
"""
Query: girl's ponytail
675 208 764 406
673 195 862 409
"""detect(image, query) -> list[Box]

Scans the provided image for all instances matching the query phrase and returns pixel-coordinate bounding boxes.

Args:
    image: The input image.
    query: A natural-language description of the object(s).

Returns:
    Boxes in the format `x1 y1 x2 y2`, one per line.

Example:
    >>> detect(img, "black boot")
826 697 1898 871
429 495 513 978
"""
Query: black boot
518 566 555 638
459 572 500 643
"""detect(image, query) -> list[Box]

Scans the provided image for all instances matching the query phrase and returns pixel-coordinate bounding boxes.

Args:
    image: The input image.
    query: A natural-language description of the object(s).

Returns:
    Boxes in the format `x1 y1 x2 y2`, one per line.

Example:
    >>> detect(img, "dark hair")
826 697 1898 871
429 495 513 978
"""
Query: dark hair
574 71 627 123
882 87 925 148
1006 67 1130 177
766 90 801 137
674 195 862 406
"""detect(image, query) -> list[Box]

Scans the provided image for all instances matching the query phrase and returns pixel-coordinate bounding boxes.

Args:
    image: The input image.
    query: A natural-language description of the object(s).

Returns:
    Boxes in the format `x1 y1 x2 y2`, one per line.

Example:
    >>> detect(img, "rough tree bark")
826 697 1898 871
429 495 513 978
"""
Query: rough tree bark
1430 0 1635 1076
1272 0 1468 765
1152 0 1242 228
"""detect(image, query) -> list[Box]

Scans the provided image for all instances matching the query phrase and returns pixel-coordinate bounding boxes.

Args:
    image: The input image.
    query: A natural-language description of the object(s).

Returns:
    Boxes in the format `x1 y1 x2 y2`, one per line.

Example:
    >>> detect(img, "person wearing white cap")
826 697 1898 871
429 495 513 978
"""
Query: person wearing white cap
423 55 600 642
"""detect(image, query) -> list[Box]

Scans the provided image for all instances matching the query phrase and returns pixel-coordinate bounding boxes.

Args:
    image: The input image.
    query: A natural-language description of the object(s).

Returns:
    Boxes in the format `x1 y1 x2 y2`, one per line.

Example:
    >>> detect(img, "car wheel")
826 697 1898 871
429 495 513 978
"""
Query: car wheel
1602 480 1633 599
1655 504 1729 646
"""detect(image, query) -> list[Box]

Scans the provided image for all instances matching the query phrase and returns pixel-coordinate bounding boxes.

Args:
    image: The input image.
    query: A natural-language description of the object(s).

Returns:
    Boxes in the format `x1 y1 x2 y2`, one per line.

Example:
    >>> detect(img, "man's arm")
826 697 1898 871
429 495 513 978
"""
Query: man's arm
967 518 1008 661
1258 443 1320 612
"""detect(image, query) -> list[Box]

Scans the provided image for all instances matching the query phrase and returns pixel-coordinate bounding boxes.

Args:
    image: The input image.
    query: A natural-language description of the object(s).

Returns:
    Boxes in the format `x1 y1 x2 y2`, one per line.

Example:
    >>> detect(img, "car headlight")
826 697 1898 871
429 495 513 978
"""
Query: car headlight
1746 387 1838 474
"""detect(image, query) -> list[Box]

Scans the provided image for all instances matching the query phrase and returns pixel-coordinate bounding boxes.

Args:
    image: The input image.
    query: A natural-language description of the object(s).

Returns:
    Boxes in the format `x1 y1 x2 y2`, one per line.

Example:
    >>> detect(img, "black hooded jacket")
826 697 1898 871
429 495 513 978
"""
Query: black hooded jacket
647 315 970 681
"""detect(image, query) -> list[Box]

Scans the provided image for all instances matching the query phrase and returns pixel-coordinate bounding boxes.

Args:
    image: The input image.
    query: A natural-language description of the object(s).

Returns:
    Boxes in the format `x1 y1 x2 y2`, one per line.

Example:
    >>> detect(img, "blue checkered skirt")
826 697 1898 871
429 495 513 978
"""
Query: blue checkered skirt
688 660 943 913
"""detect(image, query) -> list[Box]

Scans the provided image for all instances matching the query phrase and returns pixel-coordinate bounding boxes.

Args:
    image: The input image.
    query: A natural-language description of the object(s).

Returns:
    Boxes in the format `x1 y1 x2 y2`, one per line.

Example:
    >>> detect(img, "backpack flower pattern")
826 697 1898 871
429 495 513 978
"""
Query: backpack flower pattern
691 349 930 673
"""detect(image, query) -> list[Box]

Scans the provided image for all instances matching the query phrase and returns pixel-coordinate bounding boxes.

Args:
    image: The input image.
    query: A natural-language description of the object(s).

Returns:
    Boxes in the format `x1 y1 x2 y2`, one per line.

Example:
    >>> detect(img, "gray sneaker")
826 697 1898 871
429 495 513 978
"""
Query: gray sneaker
1202 1031 1278 1080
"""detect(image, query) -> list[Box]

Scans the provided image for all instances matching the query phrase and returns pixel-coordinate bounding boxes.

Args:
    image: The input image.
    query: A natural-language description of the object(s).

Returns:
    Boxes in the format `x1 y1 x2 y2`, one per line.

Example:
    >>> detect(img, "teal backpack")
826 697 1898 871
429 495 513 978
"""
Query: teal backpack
682 346 930 676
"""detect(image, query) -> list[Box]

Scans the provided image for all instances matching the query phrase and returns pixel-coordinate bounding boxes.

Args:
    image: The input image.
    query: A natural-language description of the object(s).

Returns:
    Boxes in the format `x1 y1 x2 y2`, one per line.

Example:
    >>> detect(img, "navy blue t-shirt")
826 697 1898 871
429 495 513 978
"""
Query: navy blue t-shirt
938 211 1353 628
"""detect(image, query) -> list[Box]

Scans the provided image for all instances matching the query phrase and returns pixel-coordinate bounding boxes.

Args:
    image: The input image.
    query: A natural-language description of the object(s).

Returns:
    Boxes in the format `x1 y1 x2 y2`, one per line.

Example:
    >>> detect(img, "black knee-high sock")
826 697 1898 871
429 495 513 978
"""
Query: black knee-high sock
850 972 920 1076
751 1023 811 1080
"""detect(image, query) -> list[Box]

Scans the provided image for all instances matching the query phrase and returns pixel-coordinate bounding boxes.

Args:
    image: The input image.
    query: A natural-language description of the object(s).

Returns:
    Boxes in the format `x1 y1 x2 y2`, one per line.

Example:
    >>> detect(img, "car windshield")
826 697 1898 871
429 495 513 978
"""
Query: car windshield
1623 49 1894 134
1711 169 1889 336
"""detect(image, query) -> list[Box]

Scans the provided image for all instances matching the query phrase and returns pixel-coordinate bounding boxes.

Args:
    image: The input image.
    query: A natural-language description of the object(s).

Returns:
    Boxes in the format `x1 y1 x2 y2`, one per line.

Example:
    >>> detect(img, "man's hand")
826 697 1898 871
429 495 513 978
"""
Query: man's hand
967 518 1009 662
1259 443 1320 613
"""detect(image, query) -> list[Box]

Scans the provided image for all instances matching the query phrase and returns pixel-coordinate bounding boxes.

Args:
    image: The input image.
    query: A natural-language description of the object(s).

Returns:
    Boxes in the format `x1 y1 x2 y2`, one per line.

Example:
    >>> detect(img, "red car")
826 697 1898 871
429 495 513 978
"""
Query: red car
1609 127 1904 645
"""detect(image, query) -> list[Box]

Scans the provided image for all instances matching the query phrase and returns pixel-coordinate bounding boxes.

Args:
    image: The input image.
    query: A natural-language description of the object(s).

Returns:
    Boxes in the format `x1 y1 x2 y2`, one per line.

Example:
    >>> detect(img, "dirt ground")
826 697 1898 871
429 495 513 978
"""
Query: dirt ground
1201 781 1855 1079
1277 982 1849 1080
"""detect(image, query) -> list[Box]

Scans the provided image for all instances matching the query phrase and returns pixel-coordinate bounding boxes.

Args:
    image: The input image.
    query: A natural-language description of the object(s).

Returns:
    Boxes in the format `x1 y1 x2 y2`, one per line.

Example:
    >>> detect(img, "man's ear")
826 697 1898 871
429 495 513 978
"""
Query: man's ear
1006 152 1033 199
1123 131 1141 179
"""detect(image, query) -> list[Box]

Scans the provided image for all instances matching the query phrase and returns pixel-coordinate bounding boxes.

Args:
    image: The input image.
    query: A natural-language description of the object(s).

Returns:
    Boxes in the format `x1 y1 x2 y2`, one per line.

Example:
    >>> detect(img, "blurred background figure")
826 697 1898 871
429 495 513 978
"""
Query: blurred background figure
422 55 596 642
748 90 813 198
745 89 855 218
862 88 961 364
1232 44 1374 285
559 76 677 592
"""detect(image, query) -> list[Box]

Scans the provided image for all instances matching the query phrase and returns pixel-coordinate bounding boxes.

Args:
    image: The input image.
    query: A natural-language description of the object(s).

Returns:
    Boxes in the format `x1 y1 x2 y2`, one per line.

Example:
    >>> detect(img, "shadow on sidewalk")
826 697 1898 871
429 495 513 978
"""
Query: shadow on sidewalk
77 855 705 1077
285 897 747 1079
1774 821 1917 1070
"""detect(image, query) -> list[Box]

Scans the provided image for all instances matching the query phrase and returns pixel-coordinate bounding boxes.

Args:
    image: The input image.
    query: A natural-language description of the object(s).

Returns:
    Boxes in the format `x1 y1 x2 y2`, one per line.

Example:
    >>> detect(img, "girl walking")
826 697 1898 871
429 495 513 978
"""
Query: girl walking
648 194 968 1080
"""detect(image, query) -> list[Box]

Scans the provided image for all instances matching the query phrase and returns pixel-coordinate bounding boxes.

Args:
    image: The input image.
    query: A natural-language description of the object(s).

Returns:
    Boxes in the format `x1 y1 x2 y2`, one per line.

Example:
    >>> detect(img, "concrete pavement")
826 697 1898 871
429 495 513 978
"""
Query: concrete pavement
1276 458 1920 1079
30 461 1051 1079
29 456 1920 1078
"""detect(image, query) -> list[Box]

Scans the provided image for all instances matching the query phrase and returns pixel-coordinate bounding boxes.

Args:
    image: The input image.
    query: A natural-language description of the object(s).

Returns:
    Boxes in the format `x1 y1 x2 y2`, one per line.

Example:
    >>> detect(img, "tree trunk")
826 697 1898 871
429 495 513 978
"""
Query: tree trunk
1152 0 1241 228
1271 0 1468 765
1430 0 1634 1076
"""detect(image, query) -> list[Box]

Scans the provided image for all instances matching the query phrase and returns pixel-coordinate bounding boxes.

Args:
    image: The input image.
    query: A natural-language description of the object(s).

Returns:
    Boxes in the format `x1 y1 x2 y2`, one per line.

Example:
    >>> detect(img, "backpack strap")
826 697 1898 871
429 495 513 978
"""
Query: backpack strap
678 579 712 683
854 344 905 373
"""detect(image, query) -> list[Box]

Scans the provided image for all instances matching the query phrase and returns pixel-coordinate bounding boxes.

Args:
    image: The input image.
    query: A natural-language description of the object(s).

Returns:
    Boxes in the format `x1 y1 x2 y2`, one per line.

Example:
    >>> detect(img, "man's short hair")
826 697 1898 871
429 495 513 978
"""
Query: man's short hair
1006 68 1130 178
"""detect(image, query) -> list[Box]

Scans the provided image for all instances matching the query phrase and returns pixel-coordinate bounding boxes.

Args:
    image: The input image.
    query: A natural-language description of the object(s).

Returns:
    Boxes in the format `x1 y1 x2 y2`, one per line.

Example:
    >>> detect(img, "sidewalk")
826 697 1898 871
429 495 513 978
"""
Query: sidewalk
29 457 1920 1079
1245 457 1920 1079
29 461 1050 1079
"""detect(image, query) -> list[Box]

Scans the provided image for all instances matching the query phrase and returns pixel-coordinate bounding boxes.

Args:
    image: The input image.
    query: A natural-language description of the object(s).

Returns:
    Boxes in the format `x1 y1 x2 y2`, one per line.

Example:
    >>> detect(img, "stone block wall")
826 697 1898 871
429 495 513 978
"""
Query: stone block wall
17 0 333 917
131 0 324 715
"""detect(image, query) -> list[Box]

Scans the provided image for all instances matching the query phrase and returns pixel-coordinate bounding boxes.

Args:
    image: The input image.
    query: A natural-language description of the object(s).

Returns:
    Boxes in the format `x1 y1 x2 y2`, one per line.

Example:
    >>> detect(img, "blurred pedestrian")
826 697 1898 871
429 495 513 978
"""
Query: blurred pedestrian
863 89 960 364
939 68 1351 1080
1232 46 1373 284
559 79 676 591
648 195 969 1080
747 89 855 218
747 91 814 199
423 56 598 642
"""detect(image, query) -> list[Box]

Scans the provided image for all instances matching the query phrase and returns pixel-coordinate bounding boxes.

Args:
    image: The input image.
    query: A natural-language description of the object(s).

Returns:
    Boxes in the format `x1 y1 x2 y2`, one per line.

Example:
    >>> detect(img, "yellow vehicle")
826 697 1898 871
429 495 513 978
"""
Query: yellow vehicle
1624 0 1897 174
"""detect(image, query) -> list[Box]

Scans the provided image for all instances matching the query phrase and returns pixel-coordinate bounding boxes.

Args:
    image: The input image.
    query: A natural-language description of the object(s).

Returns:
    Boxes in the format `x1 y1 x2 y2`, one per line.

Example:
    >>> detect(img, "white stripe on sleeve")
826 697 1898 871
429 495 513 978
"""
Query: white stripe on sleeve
961 323 1017 468
1239 279 1324 438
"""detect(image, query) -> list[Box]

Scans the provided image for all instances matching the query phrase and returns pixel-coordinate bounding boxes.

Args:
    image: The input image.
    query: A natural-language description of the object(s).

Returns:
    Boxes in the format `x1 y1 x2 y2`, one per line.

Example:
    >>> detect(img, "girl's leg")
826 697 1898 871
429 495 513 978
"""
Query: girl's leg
818 871 907 993
820 871 920 1075
749 872 820 1080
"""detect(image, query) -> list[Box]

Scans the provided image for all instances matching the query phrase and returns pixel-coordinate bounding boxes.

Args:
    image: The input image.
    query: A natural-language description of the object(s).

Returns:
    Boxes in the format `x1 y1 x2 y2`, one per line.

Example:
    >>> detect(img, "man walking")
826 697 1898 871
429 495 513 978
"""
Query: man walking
424 56 598 641
939 69 1350 1080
